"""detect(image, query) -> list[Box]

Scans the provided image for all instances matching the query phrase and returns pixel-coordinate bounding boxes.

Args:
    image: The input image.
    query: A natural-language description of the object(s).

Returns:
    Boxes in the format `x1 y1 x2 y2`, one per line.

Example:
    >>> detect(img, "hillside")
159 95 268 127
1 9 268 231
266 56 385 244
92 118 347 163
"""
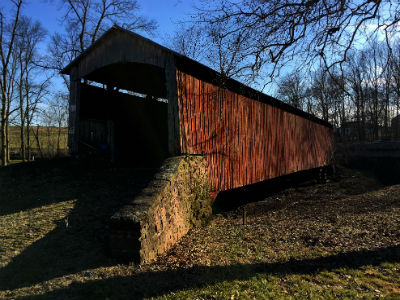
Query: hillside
8 126 68 159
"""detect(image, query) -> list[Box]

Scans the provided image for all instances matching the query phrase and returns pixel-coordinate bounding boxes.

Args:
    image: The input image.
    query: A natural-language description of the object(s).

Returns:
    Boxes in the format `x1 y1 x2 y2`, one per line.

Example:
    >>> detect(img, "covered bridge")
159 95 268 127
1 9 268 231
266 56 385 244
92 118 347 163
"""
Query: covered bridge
62 25 334 195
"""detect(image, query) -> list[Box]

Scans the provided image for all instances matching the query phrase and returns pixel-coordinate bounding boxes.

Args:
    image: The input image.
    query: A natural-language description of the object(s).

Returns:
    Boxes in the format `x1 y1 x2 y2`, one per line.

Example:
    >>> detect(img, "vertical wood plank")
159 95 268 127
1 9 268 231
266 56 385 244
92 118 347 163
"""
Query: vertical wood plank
177 71 333 194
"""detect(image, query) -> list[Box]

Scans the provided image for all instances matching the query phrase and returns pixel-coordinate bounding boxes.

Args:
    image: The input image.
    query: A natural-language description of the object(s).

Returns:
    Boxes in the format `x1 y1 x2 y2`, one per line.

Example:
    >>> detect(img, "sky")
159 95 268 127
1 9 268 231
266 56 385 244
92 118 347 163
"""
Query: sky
3 0 395 96
12 0 198 45
0 0 199 93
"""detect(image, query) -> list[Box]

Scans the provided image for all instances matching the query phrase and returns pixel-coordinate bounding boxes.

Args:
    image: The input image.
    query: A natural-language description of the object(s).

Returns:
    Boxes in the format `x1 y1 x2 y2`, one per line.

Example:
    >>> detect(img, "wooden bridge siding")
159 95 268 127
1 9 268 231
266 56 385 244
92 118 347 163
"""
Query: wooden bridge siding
176 70 333 191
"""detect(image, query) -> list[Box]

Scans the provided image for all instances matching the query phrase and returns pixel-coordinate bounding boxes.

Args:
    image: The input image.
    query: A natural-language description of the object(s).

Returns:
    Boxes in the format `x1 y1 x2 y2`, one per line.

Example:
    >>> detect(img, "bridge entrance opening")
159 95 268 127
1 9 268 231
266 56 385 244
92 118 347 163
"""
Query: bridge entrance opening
78 62 169 167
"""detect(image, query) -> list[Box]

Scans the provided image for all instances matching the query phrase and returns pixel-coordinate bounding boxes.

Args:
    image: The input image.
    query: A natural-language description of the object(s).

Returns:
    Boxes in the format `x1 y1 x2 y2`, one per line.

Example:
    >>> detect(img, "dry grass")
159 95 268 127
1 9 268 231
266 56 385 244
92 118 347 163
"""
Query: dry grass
8 126 68 160
8 126 68 149
0 160 399 299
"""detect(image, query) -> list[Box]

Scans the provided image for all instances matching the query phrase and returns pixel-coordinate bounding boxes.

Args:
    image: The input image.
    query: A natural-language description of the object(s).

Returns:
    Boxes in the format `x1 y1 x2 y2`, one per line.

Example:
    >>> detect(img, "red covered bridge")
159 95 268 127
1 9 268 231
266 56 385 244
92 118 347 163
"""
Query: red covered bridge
62 25 333 196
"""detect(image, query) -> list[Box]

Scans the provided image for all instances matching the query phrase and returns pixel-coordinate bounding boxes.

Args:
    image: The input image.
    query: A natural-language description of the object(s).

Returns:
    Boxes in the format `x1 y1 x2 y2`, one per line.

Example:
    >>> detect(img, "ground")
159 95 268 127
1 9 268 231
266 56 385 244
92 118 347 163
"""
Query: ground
0 159 399 299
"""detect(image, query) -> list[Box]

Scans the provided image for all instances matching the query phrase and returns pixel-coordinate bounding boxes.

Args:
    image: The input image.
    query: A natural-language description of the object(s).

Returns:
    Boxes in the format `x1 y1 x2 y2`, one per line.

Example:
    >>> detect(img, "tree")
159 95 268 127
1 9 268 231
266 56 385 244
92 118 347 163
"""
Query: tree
390 41 400 122
23 79 49 160
310 68 332 123
42 93 69 154
276 72 307 110
169 22 255 82
194 0 399 82
345 51 367 140
361 43 386 140
0 0 23 166
170 24 206 61
14 16 47 161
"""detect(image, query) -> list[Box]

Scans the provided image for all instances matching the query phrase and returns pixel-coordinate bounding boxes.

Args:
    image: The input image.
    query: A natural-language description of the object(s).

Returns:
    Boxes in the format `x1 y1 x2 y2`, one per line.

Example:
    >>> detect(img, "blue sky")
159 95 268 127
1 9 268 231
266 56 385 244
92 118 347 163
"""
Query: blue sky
0 0 199 92
14 0 197 45
3 0 391 95
0 0 319 95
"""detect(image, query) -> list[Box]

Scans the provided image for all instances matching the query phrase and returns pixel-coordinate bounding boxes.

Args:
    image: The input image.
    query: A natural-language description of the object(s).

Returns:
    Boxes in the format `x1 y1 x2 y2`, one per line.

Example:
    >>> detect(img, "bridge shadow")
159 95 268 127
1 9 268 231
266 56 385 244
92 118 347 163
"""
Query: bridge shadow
16 245 400 299
212 159 398 215
0 158 76 217
212 166 334 213
0 158 157 291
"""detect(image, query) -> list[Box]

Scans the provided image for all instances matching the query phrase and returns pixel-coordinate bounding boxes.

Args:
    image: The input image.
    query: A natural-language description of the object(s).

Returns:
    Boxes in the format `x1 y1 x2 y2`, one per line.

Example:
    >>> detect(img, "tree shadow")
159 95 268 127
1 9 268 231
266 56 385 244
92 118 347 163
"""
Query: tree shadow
16 245 400 300
0 158 158 290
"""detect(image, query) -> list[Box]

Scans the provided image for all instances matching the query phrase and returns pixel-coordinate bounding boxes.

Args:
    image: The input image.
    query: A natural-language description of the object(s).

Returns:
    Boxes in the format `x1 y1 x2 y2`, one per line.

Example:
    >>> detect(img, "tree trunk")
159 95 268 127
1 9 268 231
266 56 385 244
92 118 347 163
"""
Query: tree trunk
1 91 7 166
19 72 25 161
57 121 61 152
19 125 25 161
5 119 10 163
27 121 31 160
33 125 43 158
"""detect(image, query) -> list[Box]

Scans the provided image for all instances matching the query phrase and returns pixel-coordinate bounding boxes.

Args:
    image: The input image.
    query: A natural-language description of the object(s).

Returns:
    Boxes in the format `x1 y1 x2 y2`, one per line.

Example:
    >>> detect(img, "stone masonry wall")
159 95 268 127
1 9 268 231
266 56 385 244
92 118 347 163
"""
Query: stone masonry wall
109 155 211 263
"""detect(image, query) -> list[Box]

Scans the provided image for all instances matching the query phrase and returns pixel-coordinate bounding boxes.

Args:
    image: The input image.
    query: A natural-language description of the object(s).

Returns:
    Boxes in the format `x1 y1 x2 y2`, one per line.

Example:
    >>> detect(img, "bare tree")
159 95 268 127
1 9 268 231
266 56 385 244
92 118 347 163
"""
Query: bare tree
276 72 307 110
14 16 46 161
345 51 367 140
193 0 399 83
170 24 206 61
310 68 332 123
41 93 69 154
24 79 49 160
169 22 255 82
378 43 393 138
362 43 386 140
390 41 400 122
0 0 23 166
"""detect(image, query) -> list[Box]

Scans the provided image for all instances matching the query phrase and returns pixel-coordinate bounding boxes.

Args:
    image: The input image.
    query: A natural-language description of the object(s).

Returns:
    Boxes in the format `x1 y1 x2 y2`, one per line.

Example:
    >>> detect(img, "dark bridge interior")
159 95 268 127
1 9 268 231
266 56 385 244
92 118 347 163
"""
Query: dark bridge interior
78 62 168 166
83 62 167 99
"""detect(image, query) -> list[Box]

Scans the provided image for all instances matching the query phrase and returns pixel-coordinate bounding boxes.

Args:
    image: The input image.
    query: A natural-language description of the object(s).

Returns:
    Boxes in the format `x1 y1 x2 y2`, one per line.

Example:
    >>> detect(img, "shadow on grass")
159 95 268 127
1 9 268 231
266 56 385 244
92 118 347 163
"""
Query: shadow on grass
0 158 76 216
212 166 331 213
15 245 400 300
212 161 397 215
0 158 157 291
211 164 378 214
345 157 400 186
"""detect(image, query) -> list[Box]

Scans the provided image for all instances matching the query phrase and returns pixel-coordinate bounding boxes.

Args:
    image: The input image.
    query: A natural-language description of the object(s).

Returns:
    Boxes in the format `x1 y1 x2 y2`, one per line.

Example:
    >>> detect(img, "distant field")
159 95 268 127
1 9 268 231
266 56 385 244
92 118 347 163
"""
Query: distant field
8 126 68 159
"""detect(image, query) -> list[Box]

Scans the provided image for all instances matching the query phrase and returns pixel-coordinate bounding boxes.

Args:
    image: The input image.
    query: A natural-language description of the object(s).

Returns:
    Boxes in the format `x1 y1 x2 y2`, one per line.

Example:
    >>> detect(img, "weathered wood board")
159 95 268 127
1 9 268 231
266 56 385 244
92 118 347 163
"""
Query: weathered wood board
176 70 334 192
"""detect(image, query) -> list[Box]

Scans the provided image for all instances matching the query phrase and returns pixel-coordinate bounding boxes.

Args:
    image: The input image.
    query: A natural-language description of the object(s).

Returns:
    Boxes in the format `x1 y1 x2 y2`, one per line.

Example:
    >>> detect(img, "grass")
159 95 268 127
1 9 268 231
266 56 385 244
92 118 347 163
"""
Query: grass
0 160 399 299
8 126 68 158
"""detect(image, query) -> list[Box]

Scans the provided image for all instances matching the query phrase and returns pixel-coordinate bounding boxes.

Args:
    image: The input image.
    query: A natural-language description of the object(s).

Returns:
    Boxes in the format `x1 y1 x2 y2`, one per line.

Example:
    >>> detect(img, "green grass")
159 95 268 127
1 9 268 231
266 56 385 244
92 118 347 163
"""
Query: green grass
156 262 400 300
0 161 399 299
